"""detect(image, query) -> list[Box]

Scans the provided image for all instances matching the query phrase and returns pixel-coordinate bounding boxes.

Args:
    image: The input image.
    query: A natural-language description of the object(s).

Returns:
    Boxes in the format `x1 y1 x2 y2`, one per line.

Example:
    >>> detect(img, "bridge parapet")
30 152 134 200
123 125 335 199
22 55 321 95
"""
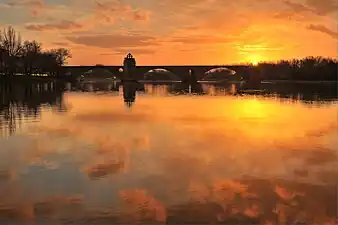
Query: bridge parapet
61 64 252 81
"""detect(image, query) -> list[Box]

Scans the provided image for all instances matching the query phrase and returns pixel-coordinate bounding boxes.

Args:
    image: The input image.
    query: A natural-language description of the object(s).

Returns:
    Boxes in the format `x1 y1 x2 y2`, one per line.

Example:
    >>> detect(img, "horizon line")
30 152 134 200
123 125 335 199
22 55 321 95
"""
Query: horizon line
63 63 254 67
63 56 337 67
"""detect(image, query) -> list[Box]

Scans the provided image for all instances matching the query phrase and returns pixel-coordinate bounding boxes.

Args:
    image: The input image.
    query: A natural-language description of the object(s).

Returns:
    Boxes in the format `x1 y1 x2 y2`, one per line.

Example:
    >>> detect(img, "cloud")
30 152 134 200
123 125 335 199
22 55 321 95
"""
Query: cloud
25 20 84 31
52 42 70 47
283 0 311 13
131 9 151 21
0 3 10 8
6 0 44 7
92 0 151 24
102 48 157 56
283 0 338 16
236 44 284 53
65 34 159 49
306 0 338 15
15 0 151 32
4 0 46 17
167 35 234 45
308 24 338 39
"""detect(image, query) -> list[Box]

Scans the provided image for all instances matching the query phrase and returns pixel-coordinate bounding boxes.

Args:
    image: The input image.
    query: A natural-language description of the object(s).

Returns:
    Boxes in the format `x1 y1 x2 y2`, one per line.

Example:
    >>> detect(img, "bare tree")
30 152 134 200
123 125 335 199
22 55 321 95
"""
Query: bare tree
0 26 22 76
21 40 41 76
50 48 71 65
48 48 72 76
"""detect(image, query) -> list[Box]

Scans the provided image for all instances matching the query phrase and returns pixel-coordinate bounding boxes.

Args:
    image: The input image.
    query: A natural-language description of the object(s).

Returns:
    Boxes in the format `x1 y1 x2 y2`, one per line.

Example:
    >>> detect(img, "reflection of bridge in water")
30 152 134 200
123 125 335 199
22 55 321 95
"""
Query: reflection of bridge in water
71 81 244 108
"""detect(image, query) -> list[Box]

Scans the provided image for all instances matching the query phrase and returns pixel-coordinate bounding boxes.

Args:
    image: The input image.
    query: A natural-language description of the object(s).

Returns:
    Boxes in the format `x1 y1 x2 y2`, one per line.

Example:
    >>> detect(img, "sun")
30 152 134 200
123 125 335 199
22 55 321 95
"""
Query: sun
252 59 259 66
248 54 261 66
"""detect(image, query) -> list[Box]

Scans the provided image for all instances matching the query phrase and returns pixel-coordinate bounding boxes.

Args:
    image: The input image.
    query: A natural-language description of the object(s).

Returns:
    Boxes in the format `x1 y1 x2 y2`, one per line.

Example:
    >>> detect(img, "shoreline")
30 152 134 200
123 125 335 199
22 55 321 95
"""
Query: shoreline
0 76 74 83
263 80 337 84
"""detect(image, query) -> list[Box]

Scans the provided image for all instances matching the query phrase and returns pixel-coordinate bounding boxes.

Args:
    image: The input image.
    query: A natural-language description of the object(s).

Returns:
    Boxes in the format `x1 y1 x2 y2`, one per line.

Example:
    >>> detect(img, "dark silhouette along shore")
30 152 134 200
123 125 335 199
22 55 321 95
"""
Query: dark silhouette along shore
0 26 71 80
0 26 337 83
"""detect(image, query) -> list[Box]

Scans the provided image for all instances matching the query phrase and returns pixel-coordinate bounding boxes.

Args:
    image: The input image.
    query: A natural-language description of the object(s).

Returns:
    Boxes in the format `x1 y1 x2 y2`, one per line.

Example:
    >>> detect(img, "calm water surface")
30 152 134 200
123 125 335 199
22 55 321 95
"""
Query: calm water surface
0 81 337 224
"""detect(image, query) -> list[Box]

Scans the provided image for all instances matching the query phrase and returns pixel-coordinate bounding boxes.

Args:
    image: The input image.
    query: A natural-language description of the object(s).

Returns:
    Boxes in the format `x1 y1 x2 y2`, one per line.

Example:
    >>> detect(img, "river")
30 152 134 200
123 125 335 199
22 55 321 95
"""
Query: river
0 81 337 224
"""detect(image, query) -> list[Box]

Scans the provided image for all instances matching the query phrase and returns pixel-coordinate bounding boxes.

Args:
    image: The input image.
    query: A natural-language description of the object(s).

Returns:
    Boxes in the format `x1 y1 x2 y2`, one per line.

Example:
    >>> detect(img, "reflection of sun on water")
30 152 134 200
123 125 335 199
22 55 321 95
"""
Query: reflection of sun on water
239 98 267 118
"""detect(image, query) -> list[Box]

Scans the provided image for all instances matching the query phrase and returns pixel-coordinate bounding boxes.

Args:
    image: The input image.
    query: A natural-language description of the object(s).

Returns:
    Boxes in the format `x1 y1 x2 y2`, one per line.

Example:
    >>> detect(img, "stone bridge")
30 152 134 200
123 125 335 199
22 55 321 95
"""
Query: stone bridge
61 65 253 80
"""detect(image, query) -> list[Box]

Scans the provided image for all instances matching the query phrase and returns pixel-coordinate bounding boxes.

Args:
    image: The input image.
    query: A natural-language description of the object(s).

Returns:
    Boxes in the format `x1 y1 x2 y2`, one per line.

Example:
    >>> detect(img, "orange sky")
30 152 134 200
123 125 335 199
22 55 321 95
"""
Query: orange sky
0 0 337 65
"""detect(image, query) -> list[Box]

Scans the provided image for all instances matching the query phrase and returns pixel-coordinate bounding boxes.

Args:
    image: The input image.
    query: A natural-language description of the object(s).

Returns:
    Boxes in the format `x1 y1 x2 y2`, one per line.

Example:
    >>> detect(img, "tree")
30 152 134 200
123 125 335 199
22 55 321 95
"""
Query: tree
49 48 71 66
0 26 73 77
21 40 41 76
0 46 6 75
37 52 57 76
0 26 22 76
47 48 71 76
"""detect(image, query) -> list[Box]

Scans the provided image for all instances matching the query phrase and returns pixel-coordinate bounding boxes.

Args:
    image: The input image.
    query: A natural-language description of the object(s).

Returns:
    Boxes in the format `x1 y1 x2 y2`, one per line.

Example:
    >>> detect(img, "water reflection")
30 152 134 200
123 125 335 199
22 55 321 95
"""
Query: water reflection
0 81 66 137
122 82 145 108
177 83 204 95
63 81 338 102
0 81 337 224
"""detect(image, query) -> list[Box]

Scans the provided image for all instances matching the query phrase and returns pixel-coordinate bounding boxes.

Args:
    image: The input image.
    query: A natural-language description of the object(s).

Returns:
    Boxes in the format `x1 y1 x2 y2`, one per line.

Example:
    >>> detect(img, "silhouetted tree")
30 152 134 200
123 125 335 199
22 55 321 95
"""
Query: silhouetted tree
21 40 41 76
0 26 22 76
0 46 6 75
256 57 337 81
0 26 71 78
48 48 71 76
37 52 58 76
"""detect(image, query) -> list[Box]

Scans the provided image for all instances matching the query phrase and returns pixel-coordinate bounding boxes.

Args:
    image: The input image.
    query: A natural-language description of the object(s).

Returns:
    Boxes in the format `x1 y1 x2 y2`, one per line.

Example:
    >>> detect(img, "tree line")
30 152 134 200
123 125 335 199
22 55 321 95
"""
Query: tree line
254 57 337 81
0 26 71 77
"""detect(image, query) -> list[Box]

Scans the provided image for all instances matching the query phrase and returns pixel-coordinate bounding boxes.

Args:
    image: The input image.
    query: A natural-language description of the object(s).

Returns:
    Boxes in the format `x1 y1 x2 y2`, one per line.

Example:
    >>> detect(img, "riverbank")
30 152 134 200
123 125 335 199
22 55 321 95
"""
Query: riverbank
263 80 337 84
0 75 75 83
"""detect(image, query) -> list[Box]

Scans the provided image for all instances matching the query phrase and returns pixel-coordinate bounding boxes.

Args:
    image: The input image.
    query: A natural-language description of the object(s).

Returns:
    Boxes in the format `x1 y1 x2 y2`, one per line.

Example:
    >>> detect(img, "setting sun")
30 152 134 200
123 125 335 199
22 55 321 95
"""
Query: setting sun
248 54 262 66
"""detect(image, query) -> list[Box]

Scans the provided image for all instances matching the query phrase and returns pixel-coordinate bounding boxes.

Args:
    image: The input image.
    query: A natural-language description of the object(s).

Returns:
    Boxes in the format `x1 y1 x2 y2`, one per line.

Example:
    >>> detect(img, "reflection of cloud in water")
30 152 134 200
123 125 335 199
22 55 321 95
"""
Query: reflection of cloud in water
316 170 338 184
0 169 16 182
0 92 337 224
0 193 84 224
84 161 125 180
33 195 84 219
73 112 151 123
119 189 167 223
0 180 336 224
29 160 59 170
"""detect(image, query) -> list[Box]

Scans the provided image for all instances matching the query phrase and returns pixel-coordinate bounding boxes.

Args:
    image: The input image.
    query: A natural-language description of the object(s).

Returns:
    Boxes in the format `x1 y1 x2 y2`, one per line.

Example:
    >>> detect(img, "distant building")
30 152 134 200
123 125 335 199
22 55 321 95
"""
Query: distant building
123 53 136 81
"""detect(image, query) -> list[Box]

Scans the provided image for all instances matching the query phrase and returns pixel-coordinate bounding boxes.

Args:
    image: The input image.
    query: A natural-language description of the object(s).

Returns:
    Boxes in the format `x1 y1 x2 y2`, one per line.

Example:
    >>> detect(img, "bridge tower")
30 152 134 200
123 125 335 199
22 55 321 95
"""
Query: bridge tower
123 53 137 81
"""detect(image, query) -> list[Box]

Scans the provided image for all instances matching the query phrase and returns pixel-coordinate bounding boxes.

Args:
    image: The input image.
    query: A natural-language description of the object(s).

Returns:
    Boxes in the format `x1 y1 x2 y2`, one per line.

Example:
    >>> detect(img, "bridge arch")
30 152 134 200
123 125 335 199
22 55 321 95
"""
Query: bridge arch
201 67 237 81
80 67 118 81
144 68 181 81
